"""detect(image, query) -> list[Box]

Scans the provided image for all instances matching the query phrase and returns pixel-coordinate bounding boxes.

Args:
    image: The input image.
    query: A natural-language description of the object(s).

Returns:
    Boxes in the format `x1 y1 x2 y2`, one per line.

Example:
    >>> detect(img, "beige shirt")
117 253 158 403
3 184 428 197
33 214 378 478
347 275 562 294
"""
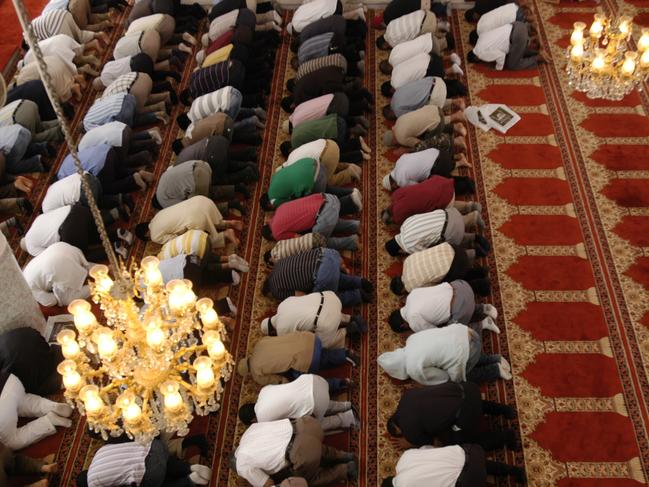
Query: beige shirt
247 332 316 385
148 195 225 247
393 105 442 148
402 242 455 292
16 55 76 102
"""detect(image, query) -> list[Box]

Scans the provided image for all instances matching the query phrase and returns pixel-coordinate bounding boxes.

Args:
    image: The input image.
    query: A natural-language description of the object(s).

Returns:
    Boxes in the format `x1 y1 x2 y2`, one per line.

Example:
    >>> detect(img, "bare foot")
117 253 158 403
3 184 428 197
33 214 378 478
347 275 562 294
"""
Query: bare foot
41 463 58 474
97 32 110 45
359 136 371 153
42 454 56 464
182 32 197 45
455 153 472 168
138 170 154 183
453 99 466 111
223 229 240 247
226 220 243 231
454 136 467 153
14 176 33 193
454 123 467 137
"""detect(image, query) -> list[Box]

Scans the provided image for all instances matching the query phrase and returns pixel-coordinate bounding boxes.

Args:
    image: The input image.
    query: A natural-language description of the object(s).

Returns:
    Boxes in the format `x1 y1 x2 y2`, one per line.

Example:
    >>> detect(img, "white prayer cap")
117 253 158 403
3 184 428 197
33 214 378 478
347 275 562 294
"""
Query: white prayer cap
378 348 409 380
382 174 392 191
429 77 448 108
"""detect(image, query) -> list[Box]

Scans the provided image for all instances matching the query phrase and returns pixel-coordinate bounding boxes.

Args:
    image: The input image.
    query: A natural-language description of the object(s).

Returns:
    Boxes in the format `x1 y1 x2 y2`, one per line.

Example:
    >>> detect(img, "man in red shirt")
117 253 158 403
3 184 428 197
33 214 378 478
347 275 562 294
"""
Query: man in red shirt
262 192 361 250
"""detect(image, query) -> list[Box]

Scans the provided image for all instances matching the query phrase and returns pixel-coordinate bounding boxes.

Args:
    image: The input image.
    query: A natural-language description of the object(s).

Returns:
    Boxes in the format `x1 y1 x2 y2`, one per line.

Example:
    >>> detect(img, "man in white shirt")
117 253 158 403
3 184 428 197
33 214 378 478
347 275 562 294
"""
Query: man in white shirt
22 242 93 307
377 9 450 52
79 439 212 487
468 21 545 70
476 2 525 35
259 291 368 348
233 417 356 487
238 374 358 431
388 281 500 332
381 444 526 486
287 0 338 34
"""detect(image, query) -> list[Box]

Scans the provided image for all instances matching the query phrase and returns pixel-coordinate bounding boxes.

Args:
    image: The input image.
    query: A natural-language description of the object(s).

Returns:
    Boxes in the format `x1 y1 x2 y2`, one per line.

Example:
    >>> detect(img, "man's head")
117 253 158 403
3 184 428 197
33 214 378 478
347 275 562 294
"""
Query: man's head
382 130 396 148
388 310 410 332
92 78 104 90
381 208 393 224
260 193 274 211
381 478 395 487
280 141 292 158
172 139 184 155
152 194 162 210
176 113 191 131
376 35 390 50
453 176 476 196
469 277 491 297
386 414 402 437
465 7 480 22
134 222 151 241
263 250 274 265
238 403 257 425
261 224 274 241
381 81 395 98
237 357 249 377
445 31 456 50
281 96 294 113
467 51 480 64
468 30 479 46
390 277 406 295
382 104 397 121
179 89 193 106
384 238 401 257
382 174 396 192
379 60 393 75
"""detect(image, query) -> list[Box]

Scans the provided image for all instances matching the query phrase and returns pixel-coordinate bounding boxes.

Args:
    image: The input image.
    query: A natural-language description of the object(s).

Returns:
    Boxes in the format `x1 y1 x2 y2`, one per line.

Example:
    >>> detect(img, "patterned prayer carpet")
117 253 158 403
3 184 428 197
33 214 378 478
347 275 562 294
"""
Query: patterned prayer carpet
7 0 649 484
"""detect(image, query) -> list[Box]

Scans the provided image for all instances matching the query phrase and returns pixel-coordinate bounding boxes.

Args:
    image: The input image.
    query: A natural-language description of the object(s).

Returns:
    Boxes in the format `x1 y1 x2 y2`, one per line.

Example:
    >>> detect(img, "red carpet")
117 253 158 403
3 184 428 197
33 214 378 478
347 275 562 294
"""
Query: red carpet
0 0 48 72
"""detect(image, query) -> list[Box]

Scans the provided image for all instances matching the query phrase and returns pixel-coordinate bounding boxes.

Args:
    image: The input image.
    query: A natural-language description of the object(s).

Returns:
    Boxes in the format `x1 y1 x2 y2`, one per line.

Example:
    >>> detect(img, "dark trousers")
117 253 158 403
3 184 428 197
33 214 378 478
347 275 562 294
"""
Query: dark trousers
97 148 139 194
141 439 193 487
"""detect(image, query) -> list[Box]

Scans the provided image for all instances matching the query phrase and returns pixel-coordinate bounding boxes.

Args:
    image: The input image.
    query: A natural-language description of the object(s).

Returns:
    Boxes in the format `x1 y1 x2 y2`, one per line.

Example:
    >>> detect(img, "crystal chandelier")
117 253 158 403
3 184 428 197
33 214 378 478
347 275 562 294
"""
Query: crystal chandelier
566 14 649 100
10 0 233 444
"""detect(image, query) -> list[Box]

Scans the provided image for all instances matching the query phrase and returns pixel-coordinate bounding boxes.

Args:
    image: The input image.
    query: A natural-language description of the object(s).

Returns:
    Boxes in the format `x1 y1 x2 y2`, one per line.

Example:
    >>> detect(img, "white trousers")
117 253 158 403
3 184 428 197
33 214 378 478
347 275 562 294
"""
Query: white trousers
0 374 57 450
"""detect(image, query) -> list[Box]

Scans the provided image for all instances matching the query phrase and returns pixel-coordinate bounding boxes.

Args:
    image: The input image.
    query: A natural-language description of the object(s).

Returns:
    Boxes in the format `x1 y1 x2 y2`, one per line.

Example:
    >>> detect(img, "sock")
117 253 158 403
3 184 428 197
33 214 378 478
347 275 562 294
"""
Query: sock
46 412 72 428
52 403 73 417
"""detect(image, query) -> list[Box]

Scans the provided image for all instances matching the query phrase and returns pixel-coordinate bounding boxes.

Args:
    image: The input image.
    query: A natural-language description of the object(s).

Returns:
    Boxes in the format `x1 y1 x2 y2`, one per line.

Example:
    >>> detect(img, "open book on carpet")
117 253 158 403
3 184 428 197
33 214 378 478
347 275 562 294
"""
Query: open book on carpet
465 104 521 134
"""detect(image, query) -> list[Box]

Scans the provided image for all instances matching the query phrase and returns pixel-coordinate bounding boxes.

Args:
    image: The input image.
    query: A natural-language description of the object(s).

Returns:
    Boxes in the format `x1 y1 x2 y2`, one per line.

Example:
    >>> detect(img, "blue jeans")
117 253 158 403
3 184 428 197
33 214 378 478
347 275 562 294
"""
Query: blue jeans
466 327 502 384
6 129 43 173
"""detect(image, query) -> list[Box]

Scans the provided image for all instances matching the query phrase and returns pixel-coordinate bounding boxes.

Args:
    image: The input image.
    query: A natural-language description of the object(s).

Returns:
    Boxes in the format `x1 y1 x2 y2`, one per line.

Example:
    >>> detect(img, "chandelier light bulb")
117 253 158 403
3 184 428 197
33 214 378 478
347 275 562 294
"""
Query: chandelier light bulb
591 50 606 72
58 360 82 391
638 29 649 52
80 385 104 415
570 43 584 61
141 256 163 286
95 328 118 359
197 298 219 328
123 402 142 424
590 16 605 38
146 325 165 350
621 52 637 75
194 356 215 389
90 264 113 293
160 380 183 412
641 49 649 68
68 299 98 334
57 329 81 359
571 22 586 46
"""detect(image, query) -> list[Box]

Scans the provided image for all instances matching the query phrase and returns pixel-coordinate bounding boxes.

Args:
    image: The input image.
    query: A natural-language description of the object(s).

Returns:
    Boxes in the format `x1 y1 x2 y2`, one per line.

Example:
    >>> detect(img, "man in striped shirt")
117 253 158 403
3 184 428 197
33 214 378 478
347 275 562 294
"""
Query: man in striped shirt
31 9 109 44
295 32 363 76
262 192 361 251
0 100 62 143
262 248 372 307
83 93 165 132
79 439 212 487
264 233 327 264
390 242 491 296
376 9 451 52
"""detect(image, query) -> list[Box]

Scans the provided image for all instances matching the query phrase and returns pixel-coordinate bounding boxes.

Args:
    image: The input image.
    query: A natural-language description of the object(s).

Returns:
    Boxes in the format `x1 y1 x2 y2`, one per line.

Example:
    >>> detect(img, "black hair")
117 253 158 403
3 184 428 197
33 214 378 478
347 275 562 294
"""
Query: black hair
152 194 162 210
285 78 295 92
172 139 184 155
445 31 455 50
388 310 408 333
130 53 155 77
465 8 478 22
446 246 470 282
379 60 393 75
381 81 394 98
376 35 389 50
384 238 401 256
262 278 272 297
469 277 491 297
382 104 397 121
280 96 294 113
390 277 405 295
386 414 402 437
280 141 292 158
469 30 479 46
381 478 395 487
260 193 273 211
261 224 274 240
467 51 479 64
445 79 468 98
176 113 191 131
179 89 192 106
238 403 257 425
134 222 150 241
263 250 272 265
453 176 476 196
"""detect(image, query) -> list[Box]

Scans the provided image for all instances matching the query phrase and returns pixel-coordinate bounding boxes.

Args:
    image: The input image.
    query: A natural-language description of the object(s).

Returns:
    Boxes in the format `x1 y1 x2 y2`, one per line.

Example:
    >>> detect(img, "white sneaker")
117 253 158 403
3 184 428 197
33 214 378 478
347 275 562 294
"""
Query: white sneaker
350 188 362 212
500 357 511 373
189 472 209 485
117 228 134 246
481 316 500 334
339 409 360 430
190 465 212 483
450 53 462 66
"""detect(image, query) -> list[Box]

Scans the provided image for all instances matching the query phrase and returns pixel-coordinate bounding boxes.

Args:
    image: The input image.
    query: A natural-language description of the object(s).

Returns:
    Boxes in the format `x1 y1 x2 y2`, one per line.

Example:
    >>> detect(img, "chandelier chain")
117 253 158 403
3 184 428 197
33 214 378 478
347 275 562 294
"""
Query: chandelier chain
10 0 123 280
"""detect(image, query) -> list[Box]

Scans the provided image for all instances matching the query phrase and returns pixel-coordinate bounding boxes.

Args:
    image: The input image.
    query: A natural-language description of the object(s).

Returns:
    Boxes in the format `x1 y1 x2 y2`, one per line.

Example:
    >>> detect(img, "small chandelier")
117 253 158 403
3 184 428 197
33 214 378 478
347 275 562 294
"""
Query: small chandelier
10 0 234 444
566 14 649 100
56 258 234 443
